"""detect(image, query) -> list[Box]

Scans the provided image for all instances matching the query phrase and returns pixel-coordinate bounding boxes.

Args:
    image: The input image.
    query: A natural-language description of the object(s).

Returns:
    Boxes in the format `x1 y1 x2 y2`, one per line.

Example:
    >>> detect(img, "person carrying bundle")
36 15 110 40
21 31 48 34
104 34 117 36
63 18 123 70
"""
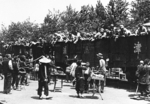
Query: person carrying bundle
96 53 108 93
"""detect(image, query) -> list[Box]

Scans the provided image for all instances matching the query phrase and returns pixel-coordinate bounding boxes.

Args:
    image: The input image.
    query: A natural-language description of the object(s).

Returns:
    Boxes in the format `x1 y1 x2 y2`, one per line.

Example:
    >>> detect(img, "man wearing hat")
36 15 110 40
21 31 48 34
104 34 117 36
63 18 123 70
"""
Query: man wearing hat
136 60 145 97
38 56 51 99
96 53 107 93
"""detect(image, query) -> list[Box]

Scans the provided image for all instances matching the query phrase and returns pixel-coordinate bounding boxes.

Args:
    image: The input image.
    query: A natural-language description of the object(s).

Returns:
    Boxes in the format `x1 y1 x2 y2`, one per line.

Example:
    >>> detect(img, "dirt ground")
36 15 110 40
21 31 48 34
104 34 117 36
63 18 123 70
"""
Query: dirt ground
0 79 149 104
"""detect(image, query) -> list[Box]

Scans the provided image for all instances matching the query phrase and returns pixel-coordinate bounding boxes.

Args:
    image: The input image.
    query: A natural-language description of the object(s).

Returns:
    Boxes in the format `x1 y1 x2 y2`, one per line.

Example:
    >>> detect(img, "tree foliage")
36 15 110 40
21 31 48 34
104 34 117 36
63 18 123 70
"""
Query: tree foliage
130 0 150 24
106 0 129 26
2 0 150 42
1 19 40 42
61 5 79 33
41 10 61 35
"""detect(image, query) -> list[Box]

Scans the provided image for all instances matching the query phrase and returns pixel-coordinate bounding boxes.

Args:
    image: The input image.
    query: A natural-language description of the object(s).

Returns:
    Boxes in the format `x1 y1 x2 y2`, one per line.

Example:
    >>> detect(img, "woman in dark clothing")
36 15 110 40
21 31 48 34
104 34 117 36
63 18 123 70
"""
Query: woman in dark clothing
0 56 3 80
2 54 13 94
12 56 20 90
75 60 85 98
142 59 150 97
38 56 51 99
84 62 91 93
136 59 150 97
19 55 27 85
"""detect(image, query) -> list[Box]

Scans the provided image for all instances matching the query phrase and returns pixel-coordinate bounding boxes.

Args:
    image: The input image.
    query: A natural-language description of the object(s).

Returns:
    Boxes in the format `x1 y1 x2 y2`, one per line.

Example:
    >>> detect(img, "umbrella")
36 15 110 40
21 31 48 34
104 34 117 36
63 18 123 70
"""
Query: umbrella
39 56 51 63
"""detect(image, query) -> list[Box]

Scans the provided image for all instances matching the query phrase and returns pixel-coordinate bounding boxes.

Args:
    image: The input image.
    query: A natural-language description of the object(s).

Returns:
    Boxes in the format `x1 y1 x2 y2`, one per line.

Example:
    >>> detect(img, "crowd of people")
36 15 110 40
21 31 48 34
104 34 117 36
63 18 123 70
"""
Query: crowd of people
0 53 35 94
47 24 148 44
65 52 107 98
1 23 149 50
0 51 55 94
0 49 108 99
2 38 150 99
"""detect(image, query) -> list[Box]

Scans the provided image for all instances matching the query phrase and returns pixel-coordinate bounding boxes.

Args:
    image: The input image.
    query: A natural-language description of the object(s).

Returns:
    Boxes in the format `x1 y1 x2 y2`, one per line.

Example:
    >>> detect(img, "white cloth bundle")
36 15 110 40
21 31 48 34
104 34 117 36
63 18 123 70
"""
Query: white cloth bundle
91 73 104 80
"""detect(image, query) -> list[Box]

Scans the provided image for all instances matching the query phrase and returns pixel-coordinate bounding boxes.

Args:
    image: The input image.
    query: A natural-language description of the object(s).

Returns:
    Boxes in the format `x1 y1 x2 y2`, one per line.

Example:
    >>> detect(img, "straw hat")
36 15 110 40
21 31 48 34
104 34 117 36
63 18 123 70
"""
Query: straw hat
96 53 103 58
39 56 51 63
140 60 144 64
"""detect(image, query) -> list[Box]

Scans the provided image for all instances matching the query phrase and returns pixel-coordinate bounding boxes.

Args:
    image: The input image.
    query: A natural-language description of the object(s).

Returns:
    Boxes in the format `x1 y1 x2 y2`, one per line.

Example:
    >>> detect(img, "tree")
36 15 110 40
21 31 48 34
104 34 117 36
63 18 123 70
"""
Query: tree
60 5 79 34
1 19 40 42
95 0 108 30
41 10 61 35
0 24 8 41
106 0 129 26
130 0 150 24
78 5 97 32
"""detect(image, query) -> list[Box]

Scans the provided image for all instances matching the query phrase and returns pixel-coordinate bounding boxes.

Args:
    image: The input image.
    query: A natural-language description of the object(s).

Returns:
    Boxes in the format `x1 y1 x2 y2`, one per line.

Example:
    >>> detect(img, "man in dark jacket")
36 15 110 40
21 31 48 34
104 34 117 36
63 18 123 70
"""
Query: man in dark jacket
2 54 13 94
136 60 144 96
0 55 3 80
12 56 20 90
136 59 150 97
38 56 51 99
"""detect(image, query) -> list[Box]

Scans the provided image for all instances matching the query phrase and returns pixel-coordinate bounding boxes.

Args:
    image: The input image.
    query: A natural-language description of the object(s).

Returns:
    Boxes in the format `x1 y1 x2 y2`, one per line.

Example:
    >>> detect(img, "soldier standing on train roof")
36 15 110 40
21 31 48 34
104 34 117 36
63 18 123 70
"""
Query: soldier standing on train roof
118 25 130 37
136 23 148 36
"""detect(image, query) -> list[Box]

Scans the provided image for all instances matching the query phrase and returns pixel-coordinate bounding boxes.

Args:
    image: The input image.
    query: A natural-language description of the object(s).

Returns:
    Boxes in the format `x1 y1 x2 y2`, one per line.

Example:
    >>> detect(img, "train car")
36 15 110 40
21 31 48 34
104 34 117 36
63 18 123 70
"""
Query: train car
54 35 150 82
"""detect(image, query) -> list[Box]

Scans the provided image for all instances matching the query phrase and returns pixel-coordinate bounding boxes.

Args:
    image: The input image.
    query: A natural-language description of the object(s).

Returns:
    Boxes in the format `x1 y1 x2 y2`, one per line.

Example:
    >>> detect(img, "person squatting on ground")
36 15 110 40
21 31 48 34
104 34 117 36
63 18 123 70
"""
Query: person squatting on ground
75 60 86 98
2 54 13 94
38 56 51 99
136 59 150 97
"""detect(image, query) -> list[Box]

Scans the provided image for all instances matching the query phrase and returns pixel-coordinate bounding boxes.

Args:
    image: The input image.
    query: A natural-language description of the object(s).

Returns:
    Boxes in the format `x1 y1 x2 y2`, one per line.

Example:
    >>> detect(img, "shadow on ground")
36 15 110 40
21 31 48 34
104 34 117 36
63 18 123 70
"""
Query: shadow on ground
31 96 42 100
0 100 7 104
84 96 99 99
69 95 99 99
0 91 3 94
128 93 150 101
49 88 62 92
31 96 53 100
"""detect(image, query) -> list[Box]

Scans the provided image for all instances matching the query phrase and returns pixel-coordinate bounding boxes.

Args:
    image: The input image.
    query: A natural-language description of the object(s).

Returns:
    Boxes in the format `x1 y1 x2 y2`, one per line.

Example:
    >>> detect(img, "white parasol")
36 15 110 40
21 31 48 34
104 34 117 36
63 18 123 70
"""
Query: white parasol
39 56 51 63
143 22 150 26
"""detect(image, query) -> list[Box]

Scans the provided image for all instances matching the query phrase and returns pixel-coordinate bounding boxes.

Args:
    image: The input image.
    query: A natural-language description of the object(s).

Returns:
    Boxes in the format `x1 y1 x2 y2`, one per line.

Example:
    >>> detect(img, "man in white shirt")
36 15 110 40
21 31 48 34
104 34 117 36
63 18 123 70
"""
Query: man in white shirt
96 53 107 93
69 59 77 85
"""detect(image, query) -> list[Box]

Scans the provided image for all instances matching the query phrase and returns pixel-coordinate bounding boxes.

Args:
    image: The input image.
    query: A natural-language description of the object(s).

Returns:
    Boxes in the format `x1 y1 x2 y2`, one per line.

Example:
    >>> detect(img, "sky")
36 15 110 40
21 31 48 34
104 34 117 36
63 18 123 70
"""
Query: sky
0 0 133 29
